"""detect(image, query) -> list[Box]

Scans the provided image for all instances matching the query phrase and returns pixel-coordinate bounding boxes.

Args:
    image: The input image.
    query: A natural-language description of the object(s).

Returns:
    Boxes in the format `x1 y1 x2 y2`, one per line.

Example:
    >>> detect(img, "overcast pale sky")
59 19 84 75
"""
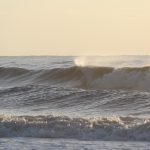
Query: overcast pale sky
0 0 150 56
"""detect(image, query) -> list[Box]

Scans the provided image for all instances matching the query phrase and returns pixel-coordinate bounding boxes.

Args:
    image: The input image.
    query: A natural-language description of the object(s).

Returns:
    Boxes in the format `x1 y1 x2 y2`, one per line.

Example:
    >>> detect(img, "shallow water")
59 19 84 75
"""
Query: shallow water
0 138 150 150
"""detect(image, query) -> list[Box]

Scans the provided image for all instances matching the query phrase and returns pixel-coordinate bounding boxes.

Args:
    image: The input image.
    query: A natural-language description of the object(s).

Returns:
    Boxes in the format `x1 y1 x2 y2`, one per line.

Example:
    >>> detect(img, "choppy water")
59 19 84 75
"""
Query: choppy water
0 56 150 150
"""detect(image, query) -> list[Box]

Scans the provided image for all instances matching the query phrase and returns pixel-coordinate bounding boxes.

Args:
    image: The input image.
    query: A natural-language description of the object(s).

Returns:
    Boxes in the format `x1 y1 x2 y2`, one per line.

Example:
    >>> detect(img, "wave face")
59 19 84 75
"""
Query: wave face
0 115 150 141
0 66 150 91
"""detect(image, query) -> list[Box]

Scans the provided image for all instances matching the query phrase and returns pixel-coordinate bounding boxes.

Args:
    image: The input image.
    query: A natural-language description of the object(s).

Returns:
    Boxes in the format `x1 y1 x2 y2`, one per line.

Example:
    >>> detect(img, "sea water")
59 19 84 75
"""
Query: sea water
0 56 150 150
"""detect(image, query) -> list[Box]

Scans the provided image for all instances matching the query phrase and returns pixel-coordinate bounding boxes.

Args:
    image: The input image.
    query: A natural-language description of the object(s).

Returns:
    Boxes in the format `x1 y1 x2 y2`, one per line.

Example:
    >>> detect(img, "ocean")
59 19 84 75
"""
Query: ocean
0 56 150 150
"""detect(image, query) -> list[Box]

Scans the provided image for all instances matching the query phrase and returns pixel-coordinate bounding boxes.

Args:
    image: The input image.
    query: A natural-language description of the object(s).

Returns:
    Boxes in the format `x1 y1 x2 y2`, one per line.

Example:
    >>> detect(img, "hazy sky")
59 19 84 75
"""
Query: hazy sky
0 0 150 56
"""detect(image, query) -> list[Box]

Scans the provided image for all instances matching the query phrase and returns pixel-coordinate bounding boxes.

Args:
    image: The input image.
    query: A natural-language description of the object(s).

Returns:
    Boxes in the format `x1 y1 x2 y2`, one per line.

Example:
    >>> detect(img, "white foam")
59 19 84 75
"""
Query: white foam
0 114 150 141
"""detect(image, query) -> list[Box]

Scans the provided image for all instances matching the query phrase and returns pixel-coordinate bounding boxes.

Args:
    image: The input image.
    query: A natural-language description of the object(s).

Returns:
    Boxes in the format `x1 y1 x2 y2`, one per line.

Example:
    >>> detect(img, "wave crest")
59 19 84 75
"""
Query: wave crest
0 67 30 77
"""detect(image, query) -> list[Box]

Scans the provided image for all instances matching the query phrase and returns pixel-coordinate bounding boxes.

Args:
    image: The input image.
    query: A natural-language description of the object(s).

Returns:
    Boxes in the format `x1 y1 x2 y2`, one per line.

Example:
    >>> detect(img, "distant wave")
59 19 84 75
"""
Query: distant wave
0 114 150 141
0 66 150 90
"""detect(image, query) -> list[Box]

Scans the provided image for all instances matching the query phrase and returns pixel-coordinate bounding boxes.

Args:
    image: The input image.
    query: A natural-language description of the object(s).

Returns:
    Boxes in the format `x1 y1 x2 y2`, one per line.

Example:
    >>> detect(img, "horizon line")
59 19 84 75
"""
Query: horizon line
0 54 150 57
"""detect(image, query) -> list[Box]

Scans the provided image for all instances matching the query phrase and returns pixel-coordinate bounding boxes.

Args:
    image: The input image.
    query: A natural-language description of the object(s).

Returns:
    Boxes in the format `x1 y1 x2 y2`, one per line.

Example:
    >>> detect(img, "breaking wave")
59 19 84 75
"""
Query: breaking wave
0 114 150 141
0 66 150 90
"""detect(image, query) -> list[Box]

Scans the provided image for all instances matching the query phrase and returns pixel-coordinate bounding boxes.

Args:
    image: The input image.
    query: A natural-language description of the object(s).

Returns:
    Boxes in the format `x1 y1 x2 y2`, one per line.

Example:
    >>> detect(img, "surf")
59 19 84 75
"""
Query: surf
0 114 150 141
